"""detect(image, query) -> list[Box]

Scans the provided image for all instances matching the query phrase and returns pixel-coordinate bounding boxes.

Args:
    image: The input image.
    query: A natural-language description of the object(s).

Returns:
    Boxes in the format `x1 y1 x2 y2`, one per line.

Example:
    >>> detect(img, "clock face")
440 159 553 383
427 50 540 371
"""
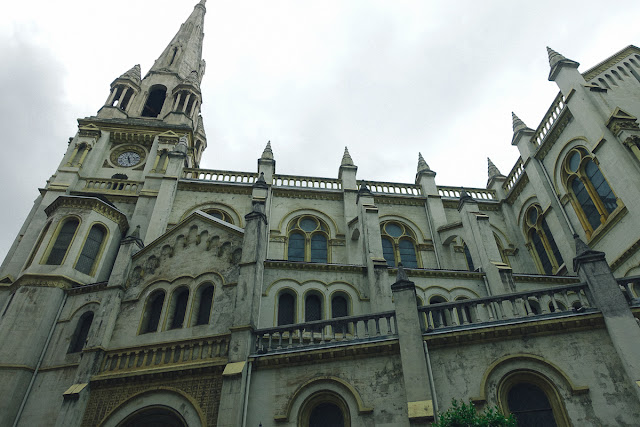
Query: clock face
117 151 141 167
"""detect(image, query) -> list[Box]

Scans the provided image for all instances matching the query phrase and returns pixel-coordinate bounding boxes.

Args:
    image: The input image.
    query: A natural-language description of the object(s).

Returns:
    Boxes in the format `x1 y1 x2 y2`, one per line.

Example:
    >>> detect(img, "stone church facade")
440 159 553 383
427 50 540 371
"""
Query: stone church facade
1 1 640 426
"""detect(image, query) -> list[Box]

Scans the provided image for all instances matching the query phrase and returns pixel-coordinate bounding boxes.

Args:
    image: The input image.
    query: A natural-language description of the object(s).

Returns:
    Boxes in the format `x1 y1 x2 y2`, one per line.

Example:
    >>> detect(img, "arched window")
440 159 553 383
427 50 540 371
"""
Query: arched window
45 218 79 265
169 288 189 329
463 242 475 271
117 406 187 427
524 205 564 275
194 283 214 326
331 294 349 318
305 294 322 322
141 290 165 334
26 222 51 269
287 216 330 263
68 311 94 353
300 392 350 427
204 208 234 224
380 221 419 268
508 383 558 426
563 148 618 236
141 85 167 118
75 224 107 275
277 291 296 325
494 234 511 266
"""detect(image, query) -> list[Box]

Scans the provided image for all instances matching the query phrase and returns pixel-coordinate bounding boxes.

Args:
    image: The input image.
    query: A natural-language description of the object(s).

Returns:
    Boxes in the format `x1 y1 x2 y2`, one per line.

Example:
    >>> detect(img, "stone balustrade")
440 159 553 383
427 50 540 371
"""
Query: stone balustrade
182 168 258 183
503 157 525 193
99 335 230 375
82 179 140 195
617 275 640 306
359 180 422 196
531 92 567 147
273 174 342 190
418 283 594 332
437 186 497 200
253 311 397 355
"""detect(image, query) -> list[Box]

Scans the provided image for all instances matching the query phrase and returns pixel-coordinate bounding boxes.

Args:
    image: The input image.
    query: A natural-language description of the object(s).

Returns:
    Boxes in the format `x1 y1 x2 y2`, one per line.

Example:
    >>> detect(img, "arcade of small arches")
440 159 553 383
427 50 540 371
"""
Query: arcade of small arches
276 288 352 326
139 282 215 334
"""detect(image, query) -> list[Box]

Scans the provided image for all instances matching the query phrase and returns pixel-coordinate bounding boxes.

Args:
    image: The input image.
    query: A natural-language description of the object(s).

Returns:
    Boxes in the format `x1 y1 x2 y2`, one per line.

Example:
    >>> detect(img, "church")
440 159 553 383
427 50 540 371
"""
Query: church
1 1 640 425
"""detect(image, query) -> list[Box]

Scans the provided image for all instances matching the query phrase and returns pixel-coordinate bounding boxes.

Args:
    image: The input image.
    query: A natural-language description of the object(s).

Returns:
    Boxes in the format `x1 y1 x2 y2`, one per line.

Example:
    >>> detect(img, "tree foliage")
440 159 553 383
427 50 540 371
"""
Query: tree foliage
432 399 517 427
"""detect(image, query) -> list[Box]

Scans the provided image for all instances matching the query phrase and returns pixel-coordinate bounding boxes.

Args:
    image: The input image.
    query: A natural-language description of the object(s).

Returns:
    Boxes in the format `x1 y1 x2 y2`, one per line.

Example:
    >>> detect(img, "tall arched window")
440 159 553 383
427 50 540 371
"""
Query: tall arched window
287 216 330 263
563 148 618 236
380 221 419 268
277 291 296 325
68 311 94 353
169 288 189 329
194 283 214 326
141 85 167 118
462 242 475 271
300 392 350 427
75 224 107 275
331 294 349 318
45 218 79 265
141 290 165 334
305 294 322 322
524 205 564 275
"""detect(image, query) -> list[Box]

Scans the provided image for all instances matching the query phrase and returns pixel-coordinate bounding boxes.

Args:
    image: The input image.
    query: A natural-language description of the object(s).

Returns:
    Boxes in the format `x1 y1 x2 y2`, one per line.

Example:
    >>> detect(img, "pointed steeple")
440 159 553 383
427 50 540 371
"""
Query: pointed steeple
512 112 531 134
341 147 354 166
116 64 141 87
417 152 431 173
487 158 504 179
546 46 580 81
261 141 274 160
149 1 207 79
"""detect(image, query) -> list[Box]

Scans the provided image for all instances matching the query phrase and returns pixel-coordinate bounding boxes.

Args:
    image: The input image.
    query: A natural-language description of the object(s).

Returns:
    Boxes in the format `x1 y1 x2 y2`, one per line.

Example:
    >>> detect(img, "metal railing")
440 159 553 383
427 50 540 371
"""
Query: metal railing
418 283 594 333
99 335 230 375
253 311 397 355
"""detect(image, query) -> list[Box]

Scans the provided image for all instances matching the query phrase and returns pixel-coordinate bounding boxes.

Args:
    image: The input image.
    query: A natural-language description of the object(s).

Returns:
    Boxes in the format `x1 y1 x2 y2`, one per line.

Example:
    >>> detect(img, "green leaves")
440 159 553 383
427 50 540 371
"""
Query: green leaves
432 399 517 427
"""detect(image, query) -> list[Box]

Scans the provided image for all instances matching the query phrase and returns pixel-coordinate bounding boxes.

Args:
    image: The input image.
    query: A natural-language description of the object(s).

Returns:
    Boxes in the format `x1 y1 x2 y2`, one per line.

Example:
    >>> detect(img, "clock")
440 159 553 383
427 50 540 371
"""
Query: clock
117 151 141 167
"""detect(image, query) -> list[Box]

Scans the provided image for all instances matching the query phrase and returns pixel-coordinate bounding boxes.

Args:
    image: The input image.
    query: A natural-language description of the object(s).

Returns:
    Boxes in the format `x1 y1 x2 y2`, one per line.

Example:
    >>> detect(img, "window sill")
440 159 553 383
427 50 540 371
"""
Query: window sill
587 201 627 246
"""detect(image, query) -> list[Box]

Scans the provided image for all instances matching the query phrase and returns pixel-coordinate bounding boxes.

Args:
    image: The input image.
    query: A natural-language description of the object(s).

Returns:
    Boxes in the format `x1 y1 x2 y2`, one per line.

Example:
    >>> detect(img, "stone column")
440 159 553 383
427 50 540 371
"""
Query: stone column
573 235 640 402
217 178 269 427
391 266 434 424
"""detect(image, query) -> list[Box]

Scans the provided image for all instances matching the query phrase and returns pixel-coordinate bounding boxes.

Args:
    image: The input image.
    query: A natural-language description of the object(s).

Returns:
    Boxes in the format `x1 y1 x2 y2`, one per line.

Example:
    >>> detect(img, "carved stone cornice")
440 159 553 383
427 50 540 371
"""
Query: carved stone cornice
264 260 365 273
14 273 83 290
78 123 101 139
45 195 129 232
271 188 343 201
582 45 640 81
177 181 253 195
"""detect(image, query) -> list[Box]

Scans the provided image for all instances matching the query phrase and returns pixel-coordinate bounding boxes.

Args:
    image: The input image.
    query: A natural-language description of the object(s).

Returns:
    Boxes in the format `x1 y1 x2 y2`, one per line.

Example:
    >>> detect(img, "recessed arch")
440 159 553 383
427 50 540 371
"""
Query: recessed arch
275 376 373 422
551 137 590 193
98 387 205 427
378 214 428 241
263 278 365 301
180 202 243 227
277 208 340 237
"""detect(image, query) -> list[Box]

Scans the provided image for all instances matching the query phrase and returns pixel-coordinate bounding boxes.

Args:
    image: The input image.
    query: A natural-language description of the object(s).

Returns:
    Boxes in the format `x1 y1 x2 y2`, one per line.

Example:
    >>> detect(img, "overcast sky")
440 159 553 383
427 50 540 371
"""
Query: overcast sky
1 0 640 262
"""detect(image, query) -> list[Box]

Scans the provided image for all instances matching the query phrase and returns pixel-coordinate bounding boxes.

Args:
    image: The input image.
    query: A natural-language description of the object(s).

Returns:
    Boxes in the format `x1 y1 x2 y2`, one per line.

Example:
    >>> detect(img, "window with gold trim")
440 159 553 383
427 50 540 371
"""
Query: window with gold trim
140 290 165 334
45 218 80 265
203 208 234 224
562 148 618 237
74 224 107 275
499 372 570 427
380 221 419 268
524 205 564 275
277 290 296 326
287 216 329 263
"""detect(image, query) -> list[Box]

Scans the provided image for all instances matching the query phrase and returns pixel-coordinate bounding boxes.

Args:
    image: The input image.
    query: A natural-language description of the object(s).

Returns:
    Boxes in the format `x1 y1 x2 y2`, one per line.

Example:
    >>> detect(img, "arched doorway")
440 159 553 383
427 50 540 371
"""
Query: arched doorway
117 406 187 427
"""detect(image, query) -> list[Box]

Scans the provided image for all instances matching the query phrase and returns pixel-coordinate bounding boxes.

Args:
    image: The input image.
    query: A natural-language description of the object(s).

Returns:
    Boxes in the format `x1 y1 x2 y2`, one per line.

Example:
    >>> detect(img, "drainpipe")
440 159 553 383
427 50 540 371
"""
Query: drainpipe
13 293 67 427
423 341 439 422
537 159 576 235
241 360 253 427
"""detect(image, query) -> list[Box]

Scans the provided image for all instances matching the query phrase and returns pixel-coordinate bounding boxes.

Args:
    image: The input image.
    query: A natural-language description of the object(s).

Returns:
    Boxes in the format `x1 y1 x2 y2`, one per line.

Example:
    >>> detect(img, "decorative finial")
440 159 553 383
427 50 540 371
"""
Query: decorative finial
261 141 274 160
118 64 142 86
574 233 590 257
396 263 409 281
487 157 503 178
131 225 141 238
546 46 567 68
184 70 200 89
417 152 431 173
341 147 354 166
512 112 530 133
459 188 473 201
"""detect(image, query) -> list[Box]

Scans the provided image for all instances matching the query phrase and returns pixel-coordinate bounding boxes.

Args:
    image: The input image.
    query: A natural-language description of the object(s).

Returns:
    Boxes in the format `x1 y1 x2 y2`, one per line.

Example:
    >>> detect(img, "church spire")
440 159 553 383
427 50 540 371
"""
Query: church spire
417 152 431 173
487 158 503 179
149 1 207 79
341 147 354 166
546 46 580 81
512 112 532 134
